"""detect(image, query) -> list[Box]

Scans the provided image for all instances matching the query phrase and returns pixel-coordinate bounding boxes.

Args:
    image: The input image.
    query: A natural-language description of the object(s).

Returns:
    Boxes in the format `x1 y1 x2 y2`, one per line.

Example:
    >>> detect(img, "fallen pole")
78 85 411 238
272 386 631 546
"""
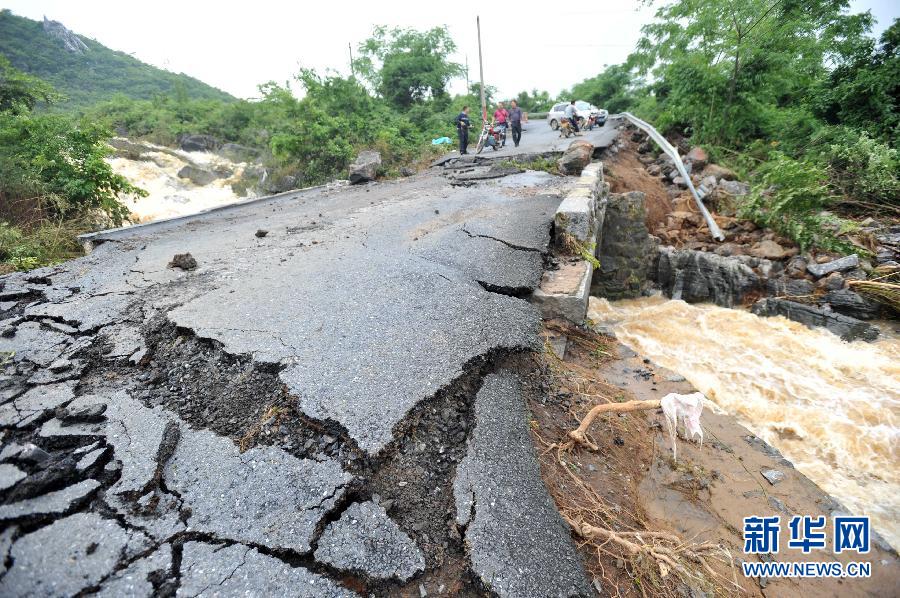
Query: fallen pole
611 112 725 241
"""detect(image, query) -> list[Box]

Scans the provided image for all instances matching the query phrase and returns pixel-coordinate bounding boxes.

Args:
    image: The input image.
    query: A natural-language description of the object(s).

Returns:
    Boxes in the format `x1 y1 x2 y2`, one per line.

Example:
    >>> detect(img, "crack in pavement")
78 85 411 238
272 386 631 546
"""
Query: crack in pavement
461 225 545 253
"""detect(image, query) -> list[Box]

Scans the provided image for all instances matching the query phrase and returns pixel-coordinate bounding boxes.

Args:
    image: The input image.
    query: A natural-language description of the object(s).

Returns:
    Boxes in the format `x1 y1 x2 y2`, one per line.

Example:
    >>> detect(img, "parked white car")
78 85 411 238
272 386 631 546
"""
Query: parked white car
548 101 608 130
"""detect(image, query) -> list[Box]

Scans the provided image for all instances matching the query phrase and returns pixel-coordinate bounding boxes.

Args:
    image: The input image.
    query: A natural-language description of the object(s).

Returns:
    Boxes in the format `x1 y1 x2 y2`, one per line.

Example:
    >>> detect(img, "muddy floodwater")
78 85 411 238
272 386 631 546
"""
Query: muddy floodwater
106 141 254 223
588 296 900 550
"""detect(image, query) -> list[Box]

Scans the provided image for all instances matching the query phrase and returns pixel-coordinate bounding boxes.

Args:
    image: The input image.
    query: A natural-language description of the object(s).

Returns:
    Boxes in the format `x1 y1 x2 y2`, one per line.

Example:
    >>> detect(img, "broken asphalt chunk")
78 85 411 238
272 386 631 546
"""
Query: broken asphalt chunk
0 479 101 522
95 544 173 598
0 382 76 429
164 426 352 552
314 500 425 581
179 542 356 597
0 463 26 491
0 512 149 597
453 373 591 598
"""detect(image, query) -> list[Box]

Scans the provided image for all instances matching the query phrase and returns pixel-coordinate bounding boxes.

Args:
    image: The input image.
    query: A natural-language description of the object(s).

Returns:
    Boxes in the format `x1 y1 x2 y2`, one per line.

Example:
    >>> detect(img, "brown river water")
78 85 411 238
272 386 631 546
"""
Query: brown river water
588 296 900 550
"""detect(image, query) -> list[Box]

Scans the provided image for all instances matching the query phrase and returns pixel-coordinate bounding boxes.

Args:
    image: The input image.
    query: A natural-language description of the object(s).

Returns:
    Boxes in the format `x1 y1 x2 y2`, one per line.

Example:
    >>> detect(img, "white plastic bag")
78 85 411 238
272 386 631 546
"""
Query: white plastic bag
660 392 704 462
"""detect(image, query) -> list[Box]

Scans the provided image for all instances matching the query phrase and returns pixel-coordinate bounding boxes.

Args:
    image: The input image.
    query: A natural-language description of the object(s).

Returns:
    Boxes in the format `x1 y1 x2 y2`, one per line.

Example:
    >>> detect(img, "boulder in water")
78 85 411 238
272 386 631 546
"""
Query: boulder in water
750 298 879 342
177 165 219 186
179 134 219 153
822 289 880 320
656 247 760 307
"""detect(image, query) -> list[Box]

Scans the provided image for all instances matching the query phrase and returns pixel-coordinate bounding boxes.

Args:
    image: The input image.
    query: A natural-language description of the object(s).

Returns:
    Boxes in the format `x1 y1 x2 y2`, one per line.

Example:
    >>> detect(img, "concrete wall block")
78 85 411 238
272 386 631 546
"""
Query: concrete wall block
555 193 596 245
532 260 593 323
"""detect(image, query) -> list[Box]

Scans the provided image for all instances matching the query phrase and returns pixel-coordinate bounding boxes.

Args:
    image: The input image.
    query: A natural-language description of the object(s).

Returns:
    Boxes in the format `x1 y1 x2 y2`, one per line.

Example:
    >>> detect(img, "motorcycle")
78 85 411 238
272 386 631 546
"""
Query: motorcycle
474 121 507 154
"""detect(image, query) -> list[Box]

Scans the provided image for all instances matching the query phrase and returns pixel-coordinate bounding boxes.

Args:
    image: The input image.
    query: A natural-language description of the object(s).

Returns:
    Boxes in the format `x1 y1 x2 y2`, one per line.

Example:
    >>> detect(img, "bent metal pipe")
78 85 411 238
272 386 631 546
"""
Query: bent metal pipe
611 112 726 242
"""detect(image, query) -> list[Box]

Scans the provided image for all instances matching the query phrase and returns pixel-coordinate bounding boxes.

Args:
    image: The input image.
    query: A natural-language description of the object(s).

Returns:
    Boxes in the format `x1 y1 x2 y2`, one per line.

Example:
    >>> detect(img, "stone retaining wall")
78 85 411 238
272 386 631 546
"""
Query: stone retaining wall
532 162 608 322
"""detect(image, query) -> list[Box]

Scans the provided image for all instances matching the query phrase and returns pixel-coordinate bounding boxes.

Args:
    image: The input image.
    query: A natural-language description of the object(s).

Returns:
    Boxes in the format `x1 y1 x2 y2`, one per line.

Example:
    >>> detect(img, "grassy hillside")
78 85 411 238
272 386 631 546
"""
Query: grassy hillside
0 10 234 108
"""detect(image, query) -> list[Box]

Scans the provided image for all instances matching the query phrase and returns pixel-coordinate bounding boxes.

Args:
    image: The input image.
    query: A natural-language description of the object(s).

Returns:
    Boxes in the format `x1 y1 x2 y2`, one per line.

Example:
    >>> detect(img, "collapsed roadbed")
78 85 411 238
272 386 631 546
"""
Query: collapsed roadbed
0 149 615 596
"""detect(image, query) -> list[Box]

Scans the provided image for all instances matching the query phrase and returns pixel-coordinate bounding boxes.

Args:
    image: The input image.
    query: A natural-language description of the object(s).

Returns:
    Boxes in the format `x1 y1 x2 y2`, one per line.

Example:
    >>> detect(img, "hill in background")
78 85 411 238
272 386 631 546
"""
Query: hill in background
0 10 234 108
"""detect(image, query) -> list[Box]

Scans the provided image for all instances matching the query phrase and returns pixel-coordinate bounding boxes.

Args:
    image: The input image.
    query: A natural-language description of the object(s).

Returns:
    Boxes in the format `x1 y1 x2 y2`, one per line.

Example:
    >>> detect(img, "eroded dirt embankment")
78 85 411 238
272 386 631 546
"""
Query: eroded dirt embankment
531 318 899 597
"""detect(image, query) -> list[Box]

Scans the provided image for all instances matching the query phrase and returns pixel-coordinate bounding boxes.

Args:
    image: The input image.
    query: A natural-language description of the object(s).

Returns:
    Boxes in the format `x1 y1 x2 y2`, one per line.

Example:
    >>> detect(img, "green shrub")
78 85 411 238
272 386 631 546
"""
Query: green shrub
741 152 856 252
0 219 87 272
0 112 146 225
823 131 900 208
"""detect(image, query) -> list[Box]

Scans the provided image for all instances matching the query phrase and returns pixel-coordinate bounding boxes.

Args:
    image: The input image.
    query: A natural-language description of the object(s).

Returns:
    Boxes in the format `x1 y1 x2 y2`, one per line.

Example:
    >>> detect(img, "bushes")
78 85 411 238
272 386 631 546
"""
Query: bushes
822 130 899 209
741 152 855 252
0 219 88 273
0 112 146 225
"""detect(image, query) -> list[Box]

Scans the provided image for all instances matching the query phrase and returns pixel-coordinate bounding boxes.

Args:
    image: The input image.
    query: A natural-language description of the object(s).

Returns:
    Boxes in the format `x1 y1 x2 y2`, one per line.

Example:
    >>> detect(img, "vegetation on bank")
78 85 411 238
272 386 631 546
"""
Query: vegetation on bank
563 0 898 250
0 55 145 273
1 2 898 272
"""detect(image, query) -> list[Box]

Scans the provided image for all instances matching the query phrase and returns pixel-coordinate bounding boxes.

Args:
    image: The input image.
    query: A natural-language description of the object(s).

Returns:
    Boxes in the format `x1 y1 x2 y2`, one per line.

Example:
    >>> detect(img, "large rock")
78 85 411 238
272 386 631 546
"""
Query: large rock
557 139 594 175
807 254 859 278
42 17 88 53
593 192 659 300
750 239 791 260
685 146 708 169
178 134 219 152
711 179 750 217
766 276 815 297
177 165 219 186
314 500 424 581
453 373 591 598
349 150 382 184
751 298 879 342
656 247 760 307
702 163 738 181
822 289 880 320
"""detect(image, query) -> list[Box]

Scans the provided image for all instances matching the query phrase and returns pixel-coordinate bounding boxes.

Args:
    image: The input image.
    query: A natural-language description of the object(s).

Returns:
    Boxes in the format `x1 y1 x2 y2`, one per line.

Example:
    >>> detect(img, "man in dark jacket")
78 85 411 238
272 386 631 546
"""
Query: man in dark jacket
508 100 524 147
455 106 471 154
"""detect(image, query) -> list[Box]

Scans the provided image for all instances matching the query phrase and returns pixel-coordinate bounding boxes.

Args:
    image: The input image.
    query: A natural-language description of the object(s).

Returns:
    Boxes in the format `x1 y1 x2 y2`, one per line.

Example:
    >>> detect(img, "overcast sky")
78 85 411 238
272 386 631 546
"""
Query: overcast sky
2 0 897 100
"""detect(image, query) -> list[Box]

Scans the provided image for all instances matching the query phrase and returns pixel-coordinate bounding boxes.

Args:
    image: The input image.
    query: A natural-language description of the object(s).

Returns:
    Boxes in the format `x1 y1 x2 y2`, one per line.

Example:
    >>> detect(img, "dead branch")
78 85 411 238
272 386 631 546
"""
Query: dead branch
568 399 662 450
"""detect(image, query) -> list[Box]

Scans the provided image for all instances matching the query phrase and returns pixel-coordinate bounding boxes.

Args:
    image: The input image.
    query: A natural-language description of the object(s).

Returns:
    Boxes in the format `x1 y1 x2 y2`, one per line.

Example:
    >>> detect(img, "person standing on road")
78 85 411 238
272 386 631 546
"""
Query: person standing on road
565 100 580 133
455 106 471 155
493 102 509 146
508 100 524 147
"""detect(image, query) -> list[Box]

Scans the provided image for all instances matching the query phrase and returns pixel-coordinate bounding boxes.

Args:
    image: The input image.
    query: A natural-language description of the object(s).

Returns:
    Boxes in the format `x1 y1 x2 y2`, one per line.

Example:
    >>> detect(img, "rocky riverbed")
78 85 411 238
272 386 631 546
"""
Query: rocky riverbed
600 128 899 342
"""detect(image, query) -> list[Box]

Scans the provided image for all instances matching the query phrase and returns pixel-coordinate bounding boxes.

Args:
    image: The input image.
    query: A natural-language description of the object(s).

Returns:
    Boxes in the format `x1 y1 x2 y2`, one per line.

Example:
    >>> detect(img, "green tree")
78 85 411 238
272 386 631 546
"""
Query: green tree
0 55 59 114
356 26 463 108
812 19 900 145
631 0 871 145
0 113 146 225
514 89 552 112
568 64 642 114
0 61 144 226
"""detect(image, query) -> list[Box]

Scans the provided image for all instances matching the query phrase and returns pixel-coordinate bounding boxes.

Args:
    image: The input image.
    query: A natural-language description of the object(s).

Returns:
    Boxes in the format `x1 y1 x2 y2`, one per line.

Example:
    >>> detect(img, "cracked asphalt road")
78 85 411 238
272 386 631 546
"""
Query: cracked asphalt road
0 129 618 597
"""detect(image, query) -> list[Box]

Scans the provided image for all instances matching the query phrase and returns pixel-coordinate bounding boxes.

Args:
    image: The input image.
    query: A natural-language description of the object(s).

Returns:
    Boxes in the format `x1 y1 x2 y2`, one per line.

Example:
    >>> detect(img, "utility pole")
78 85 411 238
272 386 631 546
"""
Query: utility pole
465 55 470 94
348 42 355 78
477 17 486 121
